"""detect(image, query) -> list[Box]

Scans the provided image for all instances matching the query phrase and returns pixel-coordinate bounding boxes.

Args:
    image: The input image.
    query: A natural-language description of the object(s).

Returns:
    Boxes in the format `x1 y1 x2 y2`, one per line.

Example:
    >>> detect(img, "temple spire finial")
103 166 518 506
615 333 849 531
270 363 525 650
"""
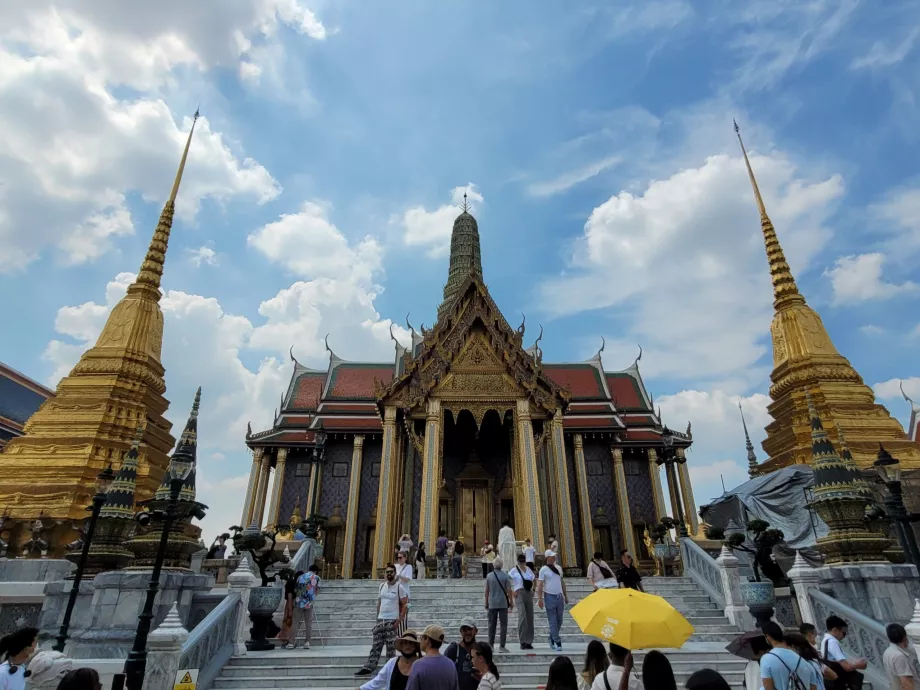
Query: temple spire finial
739 401 758 476
129 110 199 301
461 191 469 213
733 120 803 309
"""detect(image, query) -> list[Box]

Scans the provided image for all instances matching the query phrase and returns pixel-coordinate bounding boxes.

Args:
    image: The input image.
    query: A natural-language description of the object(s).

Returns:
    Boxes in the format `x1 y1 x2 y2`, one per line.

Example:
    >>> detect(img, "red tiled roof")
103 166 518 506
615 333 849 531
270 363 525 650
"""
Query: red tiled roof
279 415 313 428
623 415 656 427
328 364 394 400
624 429 661 441
561 417 619 429
287 372 325 411
319 403 378 413
566 403 613 414
319 417 383 430
606 373 648 410
543 364 606 400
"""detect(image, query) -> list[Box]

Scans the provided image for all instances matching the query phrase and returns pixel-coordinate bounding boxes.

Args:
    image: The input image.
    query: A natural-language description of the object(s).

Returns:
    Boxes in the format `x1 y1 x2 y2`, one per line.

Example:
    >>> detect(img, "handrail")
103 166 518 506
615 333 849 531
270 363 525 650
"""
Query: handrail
179 590 239 690
679 537 726 608
809 588 887 690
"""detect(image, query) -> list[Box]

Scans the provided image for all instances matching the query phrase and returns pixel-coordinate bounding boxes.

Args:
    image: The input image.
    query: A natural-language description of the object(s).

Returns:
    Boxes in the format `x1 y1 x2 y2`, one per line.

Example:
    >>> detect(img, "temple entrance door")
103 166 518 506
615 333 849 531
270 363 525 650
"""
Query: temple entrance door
459 485 491 549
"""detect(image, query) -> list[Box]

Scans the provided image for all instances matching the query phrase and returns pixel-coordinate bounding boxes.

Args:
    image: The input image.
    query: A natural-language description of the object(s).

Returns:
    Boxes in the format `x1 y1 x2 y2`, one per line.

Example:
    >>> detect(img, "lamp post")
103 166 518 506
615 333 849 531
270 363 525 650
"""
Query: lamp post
304 431 327 538
53 465 116 652
874 445 920 572
660 427 688 539
123 459 200 690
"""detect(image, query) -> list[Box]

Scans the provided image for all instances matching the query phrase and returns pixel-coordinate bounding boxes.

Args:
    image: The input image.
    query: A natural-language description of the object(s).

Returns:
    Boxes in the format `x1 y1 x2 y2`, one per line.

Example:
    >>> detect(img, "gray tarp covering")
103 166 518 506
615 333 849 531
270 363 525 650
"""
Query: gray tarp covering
699 464 828 549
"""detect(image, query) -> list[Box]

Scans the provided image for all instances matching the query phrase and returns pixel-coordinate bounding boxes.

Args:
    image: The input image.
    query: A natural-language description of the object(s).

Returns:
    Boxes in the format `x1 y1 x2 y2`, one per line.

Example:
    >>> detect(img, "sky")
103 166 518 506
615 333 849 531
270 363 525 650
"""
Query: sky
1 0 919 542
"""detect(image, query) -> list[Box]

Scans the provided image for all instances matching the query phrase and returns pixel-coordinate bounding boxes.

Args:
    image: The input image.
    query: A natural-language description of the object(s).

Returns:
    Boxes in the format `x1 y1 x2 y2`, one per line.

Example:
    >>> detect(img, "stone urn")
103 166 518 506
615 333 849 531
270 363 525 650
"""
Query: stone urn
739 580 775 629
654 543 680 576
246 585 284 651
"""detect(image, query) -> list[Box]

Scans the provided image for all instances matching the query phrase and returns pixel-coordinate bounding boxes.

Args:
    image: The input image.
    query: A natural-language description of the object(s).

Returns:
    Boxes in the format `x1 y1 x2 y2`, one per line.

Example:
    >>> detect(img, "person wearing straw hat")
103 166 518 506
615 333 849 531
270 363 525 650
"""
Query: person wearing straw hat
359 629 421 690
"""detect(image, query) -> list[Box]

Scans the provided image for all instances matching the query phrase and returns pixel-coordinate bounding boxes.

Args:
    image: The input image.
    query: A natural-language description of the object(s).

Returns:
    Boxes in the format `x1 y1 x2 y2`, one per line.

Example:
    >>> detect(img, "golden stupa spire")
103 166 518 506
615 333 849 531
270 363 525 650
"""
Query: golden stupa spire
128 109 199 302
733 120 804 310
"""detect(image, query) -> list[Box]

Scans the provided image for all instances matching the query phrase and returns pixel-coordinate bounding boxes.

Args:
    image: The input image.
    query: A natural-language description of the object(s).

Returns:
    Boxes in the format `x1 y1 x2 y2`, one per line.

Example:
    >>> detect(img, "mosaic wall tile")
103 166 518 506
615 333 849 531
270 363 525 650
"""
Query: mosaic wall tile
319 439 353 518
584 439 621 555
354 438 382 569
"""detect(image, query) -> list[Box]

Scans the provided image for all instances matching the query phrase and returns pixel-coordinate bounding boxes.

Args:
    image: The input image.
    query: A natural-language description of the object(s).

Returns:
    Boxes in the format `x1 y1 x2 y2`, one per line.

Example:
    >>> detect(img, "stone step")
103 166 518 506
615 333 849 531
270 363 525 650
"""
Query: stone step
256 633 742 646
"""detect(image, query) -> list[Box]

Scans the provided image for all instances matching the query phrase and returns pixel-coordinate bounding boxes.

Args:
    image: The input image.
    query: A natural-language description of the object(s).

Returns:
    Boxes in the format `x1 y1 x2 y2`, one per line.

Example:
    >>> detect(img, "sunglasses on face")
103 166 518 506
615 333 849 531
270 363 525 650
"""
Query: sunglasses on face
386 570 396 576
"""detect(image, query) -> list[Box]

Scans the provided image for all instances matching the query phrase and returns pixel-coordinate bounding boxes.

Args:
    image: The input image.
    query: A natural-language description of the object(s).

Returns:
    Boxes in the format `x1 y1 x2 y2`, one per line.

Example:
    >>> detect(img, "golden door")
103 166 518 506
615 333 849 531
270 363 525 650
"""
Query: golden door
459 486 492 548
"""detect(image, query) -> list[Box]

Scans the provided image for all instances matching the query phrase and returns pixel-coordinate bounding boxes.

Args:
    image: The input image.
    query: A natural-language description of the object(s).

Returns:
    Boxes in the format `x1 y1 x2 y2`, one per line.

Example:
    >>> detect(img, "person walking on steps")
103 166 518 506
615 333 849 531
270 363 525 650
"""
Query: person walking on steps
407 625 459 690
355 564 408 678
452 538 465 578
436 531 450 579
471 642 502 690
394 551 414 635
509 553 535 649
359 629 421 690
537 549 568 652
415 542 427 580
484 557 512 653
523 538 536 570
497 521 516 578
481 540 496 578
288 565 320 649
586 552 614 591
445 618 480 690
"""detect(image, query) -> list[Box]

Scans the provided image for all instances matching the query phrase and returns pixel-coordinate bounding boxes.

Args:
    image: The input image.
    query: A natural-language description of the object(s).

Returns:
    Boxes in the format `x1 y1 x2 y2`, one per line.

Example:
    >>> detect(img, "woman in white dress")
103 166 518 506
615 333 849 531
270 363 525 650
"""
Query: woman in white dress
394 551 414 635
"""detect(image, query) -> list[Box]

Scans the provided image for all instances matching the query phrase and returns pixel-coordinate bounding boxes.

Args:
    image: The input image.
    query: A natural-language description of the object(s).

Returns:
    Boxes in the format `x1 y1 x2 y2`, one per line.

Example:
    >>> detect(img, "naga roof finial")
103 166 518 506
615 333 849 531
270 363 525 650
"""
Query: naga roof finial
246 421 252 439
686 421 692 438
405 313 416 337
901 380 918 408
289 345 300 367
596 336 606 359
518 312 526 336
633 344 643 368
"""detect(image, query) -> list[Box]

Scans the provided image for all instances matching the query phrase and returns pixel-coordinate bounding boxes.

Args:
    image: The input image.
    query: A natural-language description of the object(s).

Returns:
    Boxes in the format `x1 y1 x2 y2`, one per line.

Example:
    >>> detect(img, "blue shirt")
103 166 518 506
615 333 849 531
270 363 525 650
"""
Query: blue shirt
761 648 815 690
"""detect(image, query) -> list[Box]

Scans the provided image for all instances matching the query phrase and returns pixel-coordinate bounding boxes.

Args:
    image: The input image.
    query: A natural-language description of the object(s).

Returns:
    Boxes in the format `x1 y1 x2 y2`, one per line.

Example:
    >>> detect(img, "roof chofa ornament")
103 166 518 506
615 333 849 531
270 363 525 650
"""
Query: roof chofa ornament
518 312 526 337
405 313 417 338
596 336 606 360
289 345 300 367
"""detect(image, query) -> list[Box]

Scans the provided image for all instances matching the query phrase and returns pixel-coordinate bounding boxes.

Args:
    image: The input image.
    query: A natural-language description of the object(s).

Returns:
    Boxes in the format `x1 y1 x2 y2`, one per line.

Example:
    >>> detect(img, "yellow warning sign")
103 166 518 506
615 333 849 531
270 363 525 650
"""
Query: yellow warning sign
174 669 198 690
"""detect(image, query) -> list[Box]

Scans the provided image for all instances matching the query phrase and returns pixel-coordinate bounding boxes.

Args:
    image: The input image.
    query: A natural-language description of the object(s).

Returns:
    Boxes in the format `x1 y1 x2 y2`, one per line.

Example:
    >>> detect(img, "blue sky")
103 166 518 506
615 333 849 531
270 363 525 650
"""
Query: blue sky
1 0 919 539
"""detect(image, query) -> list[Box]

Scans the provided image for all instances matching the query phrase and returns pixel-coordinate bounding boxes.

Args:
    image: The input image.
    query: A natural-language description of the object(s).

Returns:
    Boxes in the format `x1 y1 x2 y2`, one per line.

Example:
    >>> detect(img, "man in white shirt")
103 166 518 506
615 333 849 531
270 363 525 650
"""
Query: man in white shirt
822 615 868 675
355 565 407 677
509 553 535 650
884 623 920 690
592 643 640 690
537 550 568 652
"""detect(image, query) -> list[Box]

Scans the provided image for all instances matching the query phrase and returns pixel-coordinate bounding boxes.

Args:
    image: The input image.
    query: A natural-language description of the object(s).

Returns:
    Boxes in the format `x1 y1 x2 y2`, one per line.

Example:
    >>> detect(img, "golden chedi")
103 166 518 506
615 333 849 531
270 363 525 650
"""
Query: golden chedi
734 122 920 473
0 113 200 555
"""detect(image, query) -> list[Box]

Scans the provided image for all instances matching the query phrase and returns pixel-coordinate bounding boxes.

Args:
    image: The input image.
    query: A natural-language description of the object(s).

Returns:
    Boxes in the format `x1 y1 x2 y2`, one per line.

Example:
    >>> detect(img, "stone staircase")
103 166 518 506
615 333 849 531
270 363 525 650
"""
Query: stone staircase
212 576 748 689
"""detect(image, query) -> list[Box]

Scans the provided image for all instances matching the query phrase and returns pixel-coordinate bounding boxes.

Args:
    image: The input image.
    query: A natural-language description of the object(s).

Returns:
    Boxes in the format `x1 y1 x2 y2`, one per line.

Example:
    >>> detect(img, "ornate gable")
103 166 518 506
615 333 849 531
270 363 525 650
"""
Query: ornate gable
376 278 569 417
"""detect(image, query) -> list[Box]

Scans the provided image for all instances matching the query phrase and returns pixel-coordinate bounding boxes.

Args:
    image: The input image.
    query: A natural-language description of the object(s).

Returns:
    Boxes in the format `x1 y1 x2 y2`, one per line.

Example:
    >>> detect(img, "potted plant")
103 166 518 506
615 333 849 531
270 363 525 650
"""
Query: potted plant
706 519 785 628
229 523 292 650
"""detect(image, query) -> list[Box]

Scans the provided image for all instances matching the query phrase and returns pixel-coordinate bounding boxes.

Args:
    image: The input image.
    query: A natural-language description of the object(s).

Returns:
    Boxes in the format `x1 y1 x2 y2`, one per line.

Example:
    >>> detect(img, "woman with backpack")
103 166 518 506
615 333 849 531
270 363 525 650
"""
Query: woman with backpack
509 553 535 649
787 633 837 690
286 564 321 649
586 552 615 591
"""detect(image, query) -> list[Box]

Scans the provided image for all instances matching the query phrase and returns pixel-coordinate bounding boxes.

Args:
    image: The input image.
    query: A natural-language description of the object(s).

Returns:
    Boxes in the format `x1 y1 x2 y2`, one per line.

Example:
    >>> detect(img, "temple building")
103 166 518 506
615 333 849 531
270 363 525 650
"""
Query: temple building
734 123 920 473
0 363 54 451
0 113 200 553
244 202 700 578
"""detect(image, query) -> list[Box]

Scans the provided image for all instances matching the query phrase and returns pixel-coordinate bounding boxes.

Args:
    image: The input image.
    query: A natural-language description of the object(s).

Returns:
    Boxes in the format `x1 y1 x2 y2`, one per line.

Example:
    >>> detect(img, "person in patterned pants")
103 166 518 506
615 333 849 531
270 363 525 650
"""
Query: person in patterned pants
354 565 408 677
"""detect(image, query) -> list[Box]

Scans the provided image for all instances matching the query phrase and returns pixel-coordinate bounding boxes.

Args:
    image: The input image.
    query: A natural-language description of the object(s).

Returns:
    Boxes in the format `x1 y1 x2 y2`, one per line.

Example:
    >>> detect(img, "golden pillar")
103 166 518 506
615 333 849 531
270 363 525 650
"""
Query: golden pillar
241 448 263 526
516 399 546 548
647 448 666 522
610 447 636 557
418 399 443 551
666 460 682 522
251 451 272 527
373 406 401 576
572 434 595 562
401 433 415 537
266 447 288 526
306 454 324 516
342 434 364 579
549 411 577 568
676 449 699 536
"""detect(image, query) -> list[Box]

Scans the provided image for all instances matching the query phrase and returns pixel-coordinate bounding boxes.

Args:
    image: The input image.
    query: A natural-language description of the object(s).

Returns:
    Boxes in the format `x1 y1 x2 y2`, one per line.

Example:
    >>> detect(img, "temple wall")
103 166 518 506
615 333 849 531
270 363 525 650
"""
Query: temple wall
318 438 353 518
583 438 622 555
624 448 656 525
410 447 422 542
354 438 383 570
278 452 310 525
564 436 584 566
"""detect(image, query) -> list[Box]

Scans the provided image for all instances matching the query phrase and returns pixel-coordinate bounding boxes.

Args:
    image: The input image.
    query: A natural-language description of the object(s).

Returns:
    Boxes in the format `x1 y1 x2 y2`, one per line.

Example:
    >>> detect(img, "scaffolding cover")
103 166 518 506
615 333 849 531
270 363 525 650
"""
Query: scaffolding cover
699 464 828 549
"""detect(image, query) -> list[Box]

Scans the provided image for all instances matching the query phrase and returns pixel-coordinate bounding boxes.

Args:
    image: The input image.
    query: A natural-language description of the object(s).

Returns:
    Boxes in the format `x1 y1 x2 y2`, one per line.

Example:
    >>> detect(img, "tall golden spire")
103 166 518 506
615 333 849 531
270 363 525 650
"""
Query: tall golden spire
0 110 201 552
733 120 804 310
129 110 199 302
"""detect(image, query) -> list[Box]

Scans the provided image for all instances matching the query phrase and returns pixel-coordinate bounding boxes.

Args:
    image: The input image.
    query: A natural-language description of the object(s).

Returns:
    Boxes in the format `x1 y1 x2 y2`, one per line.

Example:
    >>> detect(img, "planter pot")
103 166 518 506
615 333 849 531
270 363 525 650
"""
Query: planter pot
654 543 680 576
246 585 283 651
740 580 775 629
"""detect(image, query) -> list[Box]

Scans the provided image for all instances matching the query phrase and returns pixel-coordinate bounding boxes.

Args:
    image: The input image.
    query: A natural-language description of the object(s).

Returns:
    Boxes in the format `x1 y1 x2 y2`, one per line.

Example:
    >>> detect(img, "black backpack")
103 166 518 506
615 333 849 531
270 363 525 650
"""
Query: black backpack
766 652 809 690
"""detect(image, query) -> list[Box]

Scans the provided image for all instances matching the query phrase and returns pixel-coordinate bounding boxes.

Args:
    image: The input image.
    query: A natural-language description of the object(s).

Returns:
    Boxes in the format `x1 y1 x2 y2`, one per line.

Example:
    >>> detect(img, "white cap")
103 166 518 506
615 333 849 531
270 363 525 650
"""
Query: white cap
544 549 557 558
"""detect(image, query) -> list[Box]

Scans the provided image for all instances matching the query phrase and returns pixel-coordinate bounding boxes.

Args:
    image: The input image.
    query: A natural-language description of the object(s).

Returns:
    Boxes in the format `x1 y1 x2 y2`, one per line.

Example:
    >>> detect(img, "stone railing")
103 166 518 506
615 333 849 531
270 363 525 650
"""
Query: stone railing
808 588 887 690
680 537 725 607
179 590 239 690
143 556 257 690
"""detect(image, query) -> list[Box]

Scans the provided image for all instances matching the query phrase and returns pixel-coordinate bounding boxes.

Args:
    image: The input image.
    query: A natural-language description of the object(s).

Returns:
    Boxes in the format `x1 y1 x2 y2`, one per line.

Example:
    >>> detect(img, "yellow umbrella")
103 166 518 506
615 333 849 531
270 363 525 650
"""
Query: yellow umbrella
570 588 694 650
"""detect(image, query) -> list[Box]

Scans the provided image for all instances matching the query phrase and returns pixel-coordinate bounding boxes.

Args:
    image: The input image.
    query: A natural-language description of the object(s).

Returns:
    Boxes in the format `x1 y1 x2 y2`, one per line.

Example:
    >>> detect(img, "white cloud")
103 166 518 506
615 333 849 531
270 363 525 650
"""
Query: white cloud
824 253 917 304
873 377 920 402
527 155 622 197
873 184 920 254
400 184 483 258
859 324 886 336
851 27 919 70
541 150 843 383
187 245 218 268
658 389 772 505
0 1 297 273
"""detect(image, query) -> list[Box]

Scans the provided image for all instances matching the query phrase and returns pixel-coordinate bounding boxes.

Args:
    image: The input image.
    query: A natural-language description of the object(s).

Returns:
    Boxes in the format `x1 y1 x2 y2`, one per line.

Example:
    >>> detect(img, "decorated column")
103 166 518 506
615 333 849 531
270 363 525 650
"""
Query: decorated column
572 434 595 562
716 545 754 630
142 604 188 690
240 448 262 526
549 411 577 568
227 554 257 655
610 447 636 557
401 434 415 536
516 399 545 549
251 450 272 527
266 447 287 527
373 406 401 576
417 399 443 552
342 435 365 579
305 451 323 516
647 448 666 522
666 461 683 525
787 551 820 626
676 449 699 536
